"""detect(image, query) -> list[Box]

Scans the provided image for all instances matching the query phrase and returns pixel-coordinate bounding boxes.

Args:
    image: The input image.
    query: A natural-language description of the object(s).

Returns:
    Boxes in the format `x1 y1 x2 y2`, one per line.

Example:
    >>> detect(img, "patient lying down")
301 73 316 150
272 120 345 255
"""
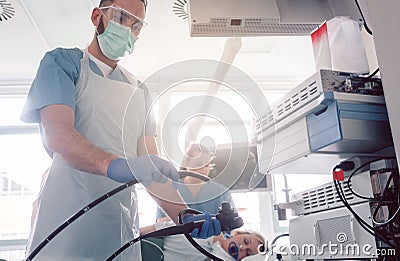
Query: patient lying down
140 221 267 261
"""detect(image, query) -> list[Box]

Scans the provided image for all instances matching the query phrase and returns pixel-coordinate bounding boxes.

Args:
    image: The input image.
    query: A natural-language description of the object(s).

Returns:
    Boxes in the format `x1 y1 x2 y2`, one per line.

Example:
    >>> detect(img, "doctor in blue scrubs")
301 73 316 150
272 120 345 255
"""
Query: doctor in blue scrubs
21 0 220 260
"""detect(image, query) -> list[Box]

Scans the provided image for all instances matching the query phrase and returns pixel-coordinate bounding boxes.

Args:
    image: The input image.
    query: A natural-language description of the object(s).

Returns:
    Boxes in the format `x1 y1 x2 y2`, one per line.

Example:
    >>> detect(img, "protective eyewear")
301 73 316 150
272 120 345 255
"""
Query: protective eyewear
99 5 147 34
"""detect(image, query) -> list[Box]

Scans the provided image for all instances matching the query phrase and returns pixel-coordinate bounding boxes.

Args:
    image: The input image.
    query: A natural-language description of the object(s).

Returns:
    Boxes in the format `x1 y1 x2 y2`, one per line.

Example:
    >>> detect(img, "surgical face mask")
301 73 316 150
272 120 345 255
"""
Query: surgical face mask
97 20 138 60
211 241 237 261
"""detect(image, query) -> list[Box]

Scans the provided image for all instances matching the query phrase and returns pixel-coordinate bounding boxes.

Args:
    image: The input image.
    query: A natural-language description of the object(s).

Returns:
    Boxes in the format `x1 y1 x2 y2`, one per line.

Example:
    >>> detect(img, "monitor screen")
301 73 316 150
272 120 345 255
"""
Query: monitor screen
210 143 272 192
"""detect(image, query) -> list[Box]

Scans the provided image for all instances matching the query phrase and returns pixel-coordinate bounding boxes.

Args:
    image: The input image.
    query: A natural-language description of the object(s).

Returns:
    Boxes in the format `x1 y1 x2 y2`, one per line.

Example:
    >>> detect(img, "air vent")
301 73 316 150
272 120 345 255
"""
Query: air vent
302 181 355 211
0 0 15 22
255 75 325 138
272 78 321 122
254 110 275 140
173 0 188 20
191 18 318 37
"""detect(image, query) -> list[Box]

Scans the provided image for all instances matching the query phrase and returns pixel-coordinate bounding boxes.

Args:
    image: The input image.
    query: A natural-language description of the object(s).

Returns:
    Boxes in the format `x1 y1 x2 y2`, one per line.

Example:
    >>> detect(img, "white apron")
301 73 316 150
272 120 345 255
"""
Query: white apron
26 49 145 261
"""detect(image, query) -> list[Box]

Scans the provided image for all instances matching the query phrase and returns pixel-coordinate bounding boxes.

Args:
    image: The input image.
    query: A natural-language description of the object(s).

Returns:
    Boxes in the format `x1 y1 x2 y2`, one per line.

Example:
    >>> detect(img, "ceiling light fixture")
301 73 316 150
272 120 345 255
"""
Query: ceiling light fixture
0 0 15 22
172 0 188 20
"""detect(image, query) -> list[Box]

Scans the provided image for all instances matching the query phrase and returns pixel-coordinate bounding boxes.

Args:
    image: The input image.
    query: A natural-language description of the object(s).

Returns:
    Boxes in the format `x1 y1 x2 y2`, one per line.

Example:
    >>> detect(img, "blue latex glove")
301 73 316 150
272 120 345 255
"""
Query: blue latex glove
107 155 179 188
183 212 221 239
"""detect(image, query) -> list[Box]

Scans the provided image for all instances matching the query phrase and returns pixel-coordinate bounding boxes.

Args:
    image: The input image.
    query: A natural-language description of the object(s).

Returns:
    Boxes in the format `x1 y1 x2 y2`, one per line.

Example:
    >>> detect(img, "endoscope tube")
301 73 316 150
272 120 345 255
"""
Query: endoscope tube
109 203 243 261
25 180 138 261
179 208 224 261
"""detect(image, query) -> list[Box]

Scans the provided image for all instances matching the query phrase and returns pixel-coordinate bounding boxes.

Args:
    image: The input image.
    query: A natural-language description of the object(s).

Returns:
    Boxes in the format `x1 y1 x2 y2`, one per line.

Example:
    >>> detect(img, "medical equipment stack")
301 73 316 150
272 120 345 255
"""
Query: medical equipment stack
255 69 399 259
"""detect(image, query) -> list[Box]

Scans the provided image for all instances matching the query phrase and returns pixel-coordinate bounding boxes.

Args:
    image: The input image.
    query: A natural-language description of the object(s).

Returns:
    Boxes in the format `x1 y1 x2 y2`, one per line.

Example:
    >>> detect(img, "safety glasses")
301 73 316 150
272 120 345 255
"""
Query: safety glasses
99 4 148 34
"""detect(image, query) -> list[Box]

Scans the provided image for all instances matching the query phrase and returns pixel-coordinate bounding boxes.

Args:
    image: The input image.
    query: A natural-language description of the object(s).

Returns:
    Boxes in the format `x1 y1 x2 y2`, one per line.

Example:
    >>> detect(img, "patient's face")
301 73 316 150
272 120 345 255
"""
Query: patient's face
221 234 262 260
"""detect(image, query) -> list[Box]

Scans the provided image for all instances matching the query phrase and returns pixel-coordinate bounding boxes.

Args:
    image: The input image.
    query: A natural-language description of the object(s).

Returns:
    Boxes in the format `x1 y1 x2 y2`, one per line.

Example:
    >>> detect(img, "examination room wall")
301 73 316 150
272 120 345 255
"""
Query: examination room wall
0 82 314 260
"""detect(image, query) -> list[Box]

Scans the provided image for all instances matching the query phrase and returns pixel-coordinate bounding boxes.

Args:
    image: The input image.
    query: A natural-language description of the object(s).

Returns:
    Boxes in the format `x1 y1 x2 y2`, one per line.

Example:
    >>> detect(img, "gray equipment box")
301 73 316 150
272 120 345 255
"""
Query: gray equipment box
255 69 393 175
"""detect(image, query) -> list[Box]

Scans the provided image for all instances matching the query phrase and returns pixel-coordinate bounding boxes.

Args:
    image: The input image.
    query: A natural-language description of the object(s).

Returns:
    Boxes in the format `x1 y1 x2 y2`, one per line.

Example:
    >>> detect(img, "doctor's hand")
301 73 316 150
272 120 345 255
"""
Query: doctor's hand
106 155 179 187
183 212 221 239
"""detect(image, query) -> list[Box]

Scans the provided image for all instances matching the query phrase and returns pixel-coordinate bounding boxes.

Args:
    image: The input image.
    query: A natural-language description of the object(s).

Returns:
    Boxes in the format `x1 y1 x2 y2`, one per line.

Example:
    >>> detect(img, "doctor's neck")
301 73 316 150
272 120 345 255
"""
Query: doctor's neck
88 38 119 69
183 175 204 185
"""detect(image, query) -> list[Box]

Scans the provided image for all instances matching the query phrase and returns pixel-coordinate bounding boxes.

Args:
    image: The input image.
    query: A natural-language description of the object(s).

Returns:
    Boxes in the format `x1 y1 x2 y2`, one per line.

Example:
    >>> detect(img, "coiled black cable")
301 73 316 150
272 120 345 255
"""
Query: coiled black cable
108 203 243 261
346 157 397 200
334 180 395 248
372 169 400 227
25 180 138 261
178 208 223 261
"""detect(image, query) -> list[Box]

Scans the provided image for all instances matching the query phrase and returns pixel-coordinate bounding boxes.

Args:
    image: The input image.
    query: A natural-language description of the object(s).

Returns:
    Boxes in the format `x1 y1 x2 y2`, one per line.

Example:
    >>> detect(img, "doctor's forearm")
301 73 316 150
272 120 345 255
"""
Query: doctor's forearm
41 104 117 176
47 127 117 175
141 137 189 223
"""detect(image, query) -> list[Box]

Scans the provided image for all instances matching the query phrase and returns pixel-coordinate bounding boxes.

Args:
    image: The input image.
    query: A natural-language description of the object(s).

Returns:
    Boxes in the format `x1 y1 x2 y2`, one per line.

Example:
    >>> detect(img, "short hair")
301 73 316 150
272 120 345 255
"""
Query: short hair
231 229 268 253
180 143 214 170
99 0 147 10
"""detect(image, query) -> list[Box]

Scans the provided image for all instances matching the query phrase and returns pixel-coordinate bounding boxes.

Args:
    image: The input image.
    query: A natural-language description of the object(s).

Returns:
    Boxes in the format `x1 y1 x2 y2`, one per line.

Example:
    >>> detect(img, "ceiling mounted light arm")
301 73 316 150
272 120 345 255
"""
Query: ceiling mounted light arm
184 37 242 149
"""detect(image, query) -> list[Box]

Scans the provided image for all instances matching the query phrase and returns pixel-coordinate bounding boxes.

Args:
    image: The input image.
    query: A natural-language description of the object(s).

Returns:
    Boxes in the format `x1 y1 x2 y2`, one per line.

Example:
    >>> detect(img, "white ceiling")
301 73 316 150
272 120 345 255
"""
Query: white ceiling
0 0 316 89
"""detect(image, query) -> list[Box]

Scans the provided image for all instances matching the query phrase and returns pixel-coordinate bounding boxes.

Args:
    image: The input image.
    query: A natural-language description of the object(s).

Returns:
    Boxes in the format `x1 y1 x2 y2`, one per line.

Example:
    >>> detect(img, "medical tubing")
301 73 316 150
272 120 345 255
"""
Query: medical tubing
270 233 289 247
339 179 398 249
178 208 224 261
109 204 243 260
106 221 207 261
346 156 397 200
141 239 164 257
269 233 289 259
372 169 400 227
336 180 393 246
25 179 138 261
334 180 395 248
186 234 223 261
109 209 226 261
334 181 380 240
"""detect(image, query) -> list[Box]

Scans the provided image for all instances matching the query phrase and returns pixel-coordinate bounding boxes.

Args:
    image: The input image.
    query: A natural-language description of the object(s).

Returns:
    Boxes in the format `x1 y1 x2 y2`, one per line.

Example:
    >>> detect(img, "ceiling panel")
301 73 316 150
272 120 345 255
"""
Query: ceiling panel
0 0 48 81
1 0 317 88
18 0 94 48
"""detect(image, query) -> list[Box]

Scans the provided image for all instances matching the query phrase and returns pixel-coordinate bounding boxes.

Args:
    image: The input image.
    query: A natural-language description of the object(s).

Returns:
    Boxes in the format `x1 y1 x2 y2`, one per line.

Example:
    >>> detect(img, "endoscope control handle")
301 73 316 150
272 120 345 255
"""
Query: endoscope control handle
182 215 243 234
187 202 243 232
216 201 244 231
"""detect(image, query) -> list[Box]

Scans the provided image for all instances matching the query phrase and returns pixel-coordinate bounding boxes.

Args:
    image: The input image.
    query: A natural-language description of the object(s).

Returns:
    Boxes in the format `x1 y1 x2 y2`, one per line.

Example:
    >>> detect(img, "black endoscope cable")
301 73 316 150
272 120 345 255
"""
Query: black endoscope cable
178 209 224 261
178 202 244 261
106 217 218 261
26 171 195 260
25 170 243 261
25 180 138 261
108 202 244 261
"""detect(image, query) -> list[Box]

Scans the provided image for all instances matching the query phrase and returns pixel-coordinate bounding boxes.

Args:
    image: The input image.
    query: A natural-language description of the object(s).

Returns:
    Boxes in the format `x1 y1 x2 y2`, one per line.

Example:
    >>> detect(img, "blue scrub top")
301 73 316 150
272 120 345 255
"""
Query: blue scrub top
156 179 236 219
21 47 156 138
